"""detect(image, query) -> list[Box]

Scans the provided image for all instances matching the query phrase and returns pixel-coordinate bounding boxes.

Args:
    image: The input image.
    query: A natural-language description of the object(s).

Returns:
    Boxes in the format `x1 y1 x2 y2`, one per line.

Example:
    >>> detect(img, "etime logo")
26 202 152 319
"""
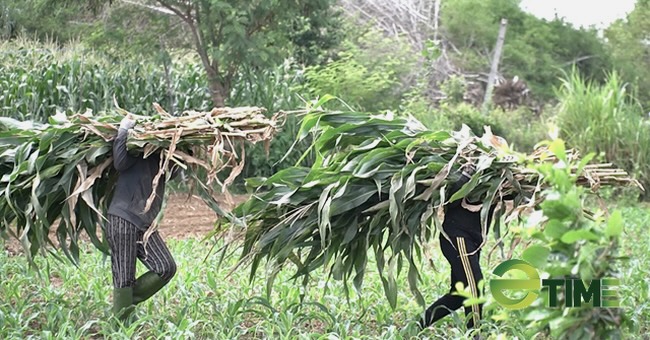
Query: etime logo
490 259 620 309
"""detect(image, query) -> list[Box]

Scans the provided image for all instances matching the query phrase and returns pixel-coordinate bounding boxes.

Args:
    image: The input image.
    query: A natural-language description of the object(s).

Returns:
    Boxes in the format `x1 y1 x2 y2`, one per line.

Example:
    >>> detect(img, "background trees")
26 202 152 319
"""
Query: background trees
1 0 648 189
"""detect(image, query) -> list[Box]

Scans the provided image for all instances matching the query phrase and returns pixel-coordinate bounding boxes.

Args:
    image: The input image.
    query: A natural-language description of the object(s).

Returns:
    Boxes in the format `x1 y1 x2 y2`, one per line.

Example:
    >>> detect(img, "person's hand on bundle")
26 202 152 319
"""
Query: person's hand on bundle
460 162 476 179
119 114 136 130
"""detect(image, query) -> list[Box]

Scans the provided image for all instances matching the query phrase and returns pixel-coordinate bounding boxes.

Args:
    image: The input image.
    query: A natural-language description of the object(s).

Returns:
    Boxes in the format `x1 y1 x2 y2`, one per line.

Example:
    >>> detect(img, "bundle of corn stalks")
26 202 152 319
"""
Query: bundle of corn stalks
0 103 284 263
233 110 641 308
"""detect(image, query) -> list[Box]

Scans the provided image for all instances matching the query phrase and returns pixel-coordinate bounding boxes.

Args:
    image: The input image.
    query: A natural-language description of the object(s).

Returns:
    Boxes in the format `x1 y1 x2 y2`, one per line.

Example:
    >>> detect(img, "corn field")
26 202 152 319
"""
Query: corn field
0 46 210 120
0 39 304 121
0 39 309 182
1 36 647 339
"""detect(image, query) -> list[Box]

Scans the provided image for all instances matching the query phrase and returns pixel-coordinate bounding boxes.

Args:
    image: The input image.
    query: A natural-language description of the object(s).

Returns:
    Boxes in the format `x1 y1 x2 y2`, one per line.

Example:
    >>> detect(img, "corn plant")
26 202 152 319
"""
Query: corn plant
0 40 212 122
0 105 283 264
233 108 640 309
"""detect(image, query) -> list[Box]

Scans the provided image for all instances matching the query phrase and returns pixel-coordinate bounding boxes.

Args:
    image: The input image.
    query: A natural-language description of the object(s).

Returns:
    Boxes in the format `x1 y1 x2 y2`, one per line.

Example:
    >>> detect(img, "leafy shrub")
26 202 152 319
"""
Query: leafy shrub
439 75 467 105
512 139 628 338
302 29 418 111
490 106 551 152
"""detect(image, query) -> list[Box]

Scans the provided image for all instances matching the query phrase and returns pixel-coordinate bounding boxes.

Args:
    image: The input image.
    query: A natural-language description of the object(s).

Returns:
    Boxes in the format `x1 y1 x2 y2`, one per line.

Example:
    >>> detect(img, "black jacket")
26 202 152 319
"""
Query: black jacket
107 128 168 230
442 171 501 242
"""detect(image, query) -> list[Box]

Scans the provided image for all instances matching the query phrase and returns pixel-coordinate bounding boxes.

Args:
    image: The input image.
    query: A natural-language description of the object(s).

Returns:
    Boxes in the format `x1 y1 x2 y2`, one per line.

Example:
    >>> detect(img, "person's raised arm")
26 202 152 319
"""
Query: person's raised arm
113 115 137 172
446 163 475 208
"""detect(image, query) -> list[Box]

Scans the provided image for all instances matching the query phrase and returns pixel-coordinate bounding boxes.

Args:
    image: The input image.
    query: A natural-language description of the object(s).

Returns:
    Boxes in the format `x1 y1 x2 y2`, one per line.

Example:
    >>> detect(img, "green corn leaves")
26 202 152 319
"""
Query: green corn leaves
234 110 640 309
0 107 281 265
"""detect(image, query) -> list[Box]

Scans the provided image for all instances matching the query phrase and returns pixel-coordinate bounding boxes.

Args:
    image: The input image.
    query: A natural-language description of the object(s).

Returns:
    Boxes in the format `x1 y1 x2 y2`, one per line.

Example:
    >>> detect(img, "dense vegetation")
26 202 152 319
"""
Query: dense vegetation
1 202 647 338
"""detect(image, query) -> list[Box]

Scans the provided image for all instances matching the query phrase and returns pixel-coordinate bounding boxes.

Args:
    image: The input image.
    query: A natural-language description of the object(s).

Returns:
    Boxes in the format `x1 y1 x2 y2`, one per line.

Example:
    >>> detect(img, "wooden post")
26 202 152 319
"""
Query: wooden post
482 18 508 114
433 0 441 41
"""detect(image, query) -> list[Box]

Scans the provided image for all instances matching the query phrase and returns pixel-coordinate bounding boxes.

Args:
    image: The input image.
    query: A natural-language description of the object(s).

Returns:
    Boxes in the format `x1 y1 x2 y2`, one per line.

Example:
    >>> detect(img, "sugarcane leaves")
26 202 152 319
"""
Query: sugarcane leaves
0 106 280 266
377 250 399 309
318 181 337 248
479 177 506 247
84 145 111 164
0 116 37 130
234 110 643 311
404 130 452 154
352 235 369 293
330 185 377 214
448 171 482 204
297 110 323 142
389 173 404 230
407 258 425 307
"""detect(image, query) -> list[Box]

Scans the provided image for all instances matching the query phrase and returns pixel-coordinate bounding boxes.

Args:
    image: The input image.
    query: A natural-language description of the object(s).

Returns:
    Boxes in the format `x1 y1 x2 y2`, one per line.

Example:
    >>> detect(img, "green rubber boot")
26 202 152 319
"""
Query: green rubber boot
113 287 135 324
133 271 168 305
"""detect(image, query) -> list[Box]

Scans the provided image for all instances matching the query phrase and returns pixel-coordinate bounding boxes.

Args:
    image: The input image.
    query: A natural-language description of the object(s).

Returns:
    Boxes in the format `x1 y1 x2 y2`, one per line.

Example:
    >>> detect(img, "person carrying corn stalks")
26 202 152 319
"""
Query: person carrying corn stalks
106 115 178 323
419 163 511 334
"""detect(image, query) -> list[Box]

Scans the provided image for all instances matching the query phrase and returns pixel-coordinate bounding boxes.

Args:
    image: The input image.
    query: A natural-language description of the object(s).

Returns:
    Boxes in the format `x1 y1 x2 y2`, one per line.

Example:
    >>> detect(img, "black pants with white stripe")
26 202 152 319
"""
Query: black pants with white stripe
106 215 177 288
421 233 483 329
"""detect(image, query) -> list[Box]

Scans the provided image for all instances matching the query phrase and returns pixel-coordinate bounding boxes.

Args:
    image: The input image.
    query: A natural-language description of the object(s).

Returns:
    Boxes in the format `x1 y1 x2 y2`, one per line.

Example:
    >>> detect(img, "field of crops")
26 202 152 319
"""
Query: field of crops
1 200 648 339
1 33 648 340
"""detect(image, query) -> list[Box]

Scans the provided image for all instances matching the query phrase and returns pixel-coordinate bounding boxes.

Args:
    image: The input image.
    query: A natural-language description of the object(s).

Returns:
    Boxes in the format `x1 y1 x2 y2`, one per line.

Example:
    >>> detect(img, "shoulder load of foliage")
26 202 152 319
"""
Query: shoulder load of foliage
233 109 641 308
0 103 284 263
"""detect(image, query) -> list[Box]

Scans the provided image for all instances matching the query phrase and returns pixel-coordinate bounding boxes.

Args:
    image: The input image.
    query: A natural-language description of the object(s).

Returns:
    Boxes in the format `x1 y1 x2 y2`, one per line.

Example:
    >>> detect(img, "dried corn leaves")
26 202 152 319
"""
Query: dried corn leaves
0 105 283 263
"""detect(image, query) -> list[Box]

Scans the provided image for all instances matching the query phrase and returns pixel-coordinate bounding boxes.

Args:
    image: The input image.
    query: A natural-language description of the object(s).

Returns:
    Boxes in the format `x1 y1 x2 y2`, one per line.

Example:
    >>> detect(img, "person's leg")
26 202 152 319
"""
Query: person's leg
420 236 466 328
132 231 177 304
106 215 139 321
456 236 483 329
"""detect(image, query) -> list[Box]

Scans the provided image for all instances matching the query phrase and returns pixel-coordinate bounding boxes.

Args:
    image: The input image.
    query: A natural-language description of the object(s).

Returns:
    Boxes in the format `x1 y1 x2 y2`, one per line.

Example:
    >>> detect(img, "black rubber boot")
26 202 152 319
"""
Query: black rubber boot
113 287 135 324
133 271 168 305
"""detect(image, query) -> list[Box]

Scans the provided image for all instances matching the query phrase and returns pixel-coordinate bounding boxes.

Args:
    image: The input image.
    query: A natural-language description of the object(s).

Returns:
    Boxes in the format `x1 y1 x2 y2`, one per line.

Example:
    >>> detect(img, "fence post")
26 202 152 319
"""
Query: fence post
482 18 508 114
433 0 441 41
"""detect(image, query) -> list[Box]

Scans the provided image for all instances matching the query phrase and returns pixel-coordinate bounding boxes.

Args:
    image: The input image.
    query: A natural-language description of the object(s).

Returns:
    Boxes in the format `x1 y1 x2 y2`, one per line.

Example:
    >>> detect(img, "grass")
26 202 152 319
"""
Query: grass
556 71 650 195
2 202 648 339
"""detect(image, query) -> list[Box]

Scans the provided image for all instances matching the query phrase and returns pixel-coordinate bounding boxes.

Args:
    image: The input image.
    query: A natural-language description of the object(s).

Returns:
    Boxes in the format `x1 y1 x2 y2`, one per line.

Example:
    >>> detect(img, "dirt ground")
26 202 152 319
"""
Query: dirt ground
1 194 248 255
157 193 248 239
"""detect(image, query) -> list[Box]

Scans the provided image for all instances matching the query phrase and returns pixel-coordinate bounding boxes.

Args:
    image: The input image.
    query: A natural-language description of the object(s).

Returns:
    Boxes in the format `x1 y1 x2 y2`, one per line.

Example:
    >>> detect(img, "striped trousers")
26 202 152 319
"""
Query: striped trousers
106 215 177 288
421 233 483 329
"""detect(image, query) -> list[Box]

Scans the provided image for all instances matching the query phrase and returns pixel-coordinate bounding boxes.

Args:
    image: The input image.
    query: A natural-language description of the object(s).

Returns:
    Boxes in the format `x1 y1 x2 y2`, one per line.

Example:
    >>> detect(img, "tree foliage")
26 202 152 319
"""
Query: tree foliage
605 0 650 108
441 0 611 99
303 29 418 111
149 0 340 107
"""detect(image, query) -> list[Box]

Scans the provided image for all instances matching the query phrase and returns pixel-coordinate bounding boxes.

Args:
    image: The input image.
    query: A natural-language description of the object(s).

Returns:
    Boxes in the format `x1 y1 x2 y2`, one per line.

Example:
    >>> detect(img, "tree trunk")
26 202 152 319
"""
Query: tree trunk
208 79 227 108
482 18 508 114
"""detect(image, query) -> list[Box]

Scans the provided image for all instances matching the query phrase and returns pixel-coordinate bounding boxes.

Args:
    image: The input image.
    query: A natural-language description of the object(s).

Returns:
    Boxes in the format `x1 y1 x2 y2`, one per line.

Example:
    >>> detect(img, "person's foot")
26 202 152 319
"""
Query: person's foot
112 287 135 326
417 315 429 331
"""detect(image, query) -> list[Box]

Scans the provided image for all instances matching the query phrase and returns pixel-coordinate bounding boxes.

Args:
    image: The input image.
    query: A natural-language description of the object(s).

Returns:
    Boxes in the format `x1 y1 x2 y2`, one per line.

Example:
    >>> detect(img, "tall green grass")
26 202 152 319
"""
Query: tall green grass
556 71 650 195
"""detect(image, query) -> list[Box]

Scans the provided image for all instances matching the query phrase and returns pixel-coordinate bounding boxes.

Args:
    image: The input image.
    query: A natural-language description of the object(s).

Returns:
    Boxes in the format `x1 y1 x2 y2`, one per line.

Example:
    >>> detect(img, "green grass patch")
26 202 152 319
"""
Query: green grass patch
1 204 648 339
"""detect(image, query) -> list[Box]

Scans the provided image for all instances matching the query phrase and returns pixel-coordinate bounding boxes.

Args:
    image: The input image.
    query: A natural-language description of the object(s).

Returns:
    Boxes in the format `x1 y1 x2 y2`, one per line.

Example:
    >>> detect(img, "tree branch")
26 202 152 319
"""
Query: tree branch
156 0 190 22
118 0 174 15
562 55 595 66
156 0 216 80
